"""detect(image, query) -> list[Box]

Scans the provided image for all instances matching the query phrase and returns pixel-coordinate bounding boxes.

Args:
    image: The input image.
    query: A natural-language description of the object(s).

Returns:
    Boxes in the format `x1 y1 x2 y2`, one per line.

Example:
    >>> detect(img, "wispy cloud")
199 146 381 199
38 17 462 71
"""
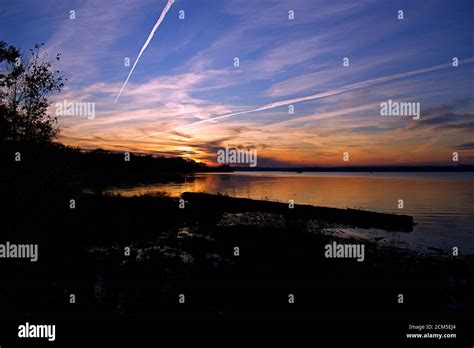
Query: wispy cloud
133 57 474 140
455 142 474 150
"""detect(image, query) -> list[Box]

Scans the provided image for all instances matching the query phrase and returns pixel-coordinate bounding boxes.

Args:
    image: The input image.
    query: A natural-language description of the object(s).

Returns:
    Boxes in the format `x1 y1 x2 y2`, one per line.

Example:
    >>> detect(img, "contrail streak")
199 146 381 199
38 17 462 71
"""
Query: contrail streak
114 0 175 104
133 56 474 140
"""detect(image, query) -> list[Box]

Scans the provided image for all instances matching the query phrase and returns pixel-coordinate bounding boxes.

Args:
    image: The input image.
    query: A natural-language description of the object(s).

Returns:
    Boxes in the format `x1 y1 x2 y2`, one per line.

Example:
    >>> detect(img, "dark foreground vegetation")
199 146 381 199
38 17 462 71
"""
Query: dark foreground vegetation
1 170 472 322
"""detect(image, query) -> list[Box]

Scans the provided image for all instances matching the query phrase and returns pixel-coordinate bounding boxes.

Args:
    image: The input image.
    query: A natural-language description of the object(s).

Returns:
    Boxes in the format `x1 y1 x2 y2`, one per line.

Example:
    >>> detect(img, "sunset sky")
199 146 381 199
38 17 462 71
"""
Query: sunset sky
1 0 473 166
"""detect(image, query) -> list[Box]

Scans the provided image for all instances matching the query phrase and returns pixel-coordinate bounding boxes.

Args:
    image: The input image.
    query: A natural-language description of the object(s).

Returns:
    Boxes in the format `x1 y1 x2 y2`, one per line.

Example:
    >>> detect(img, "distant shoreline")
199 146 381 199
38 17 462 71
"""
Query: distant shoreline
232 165 474 172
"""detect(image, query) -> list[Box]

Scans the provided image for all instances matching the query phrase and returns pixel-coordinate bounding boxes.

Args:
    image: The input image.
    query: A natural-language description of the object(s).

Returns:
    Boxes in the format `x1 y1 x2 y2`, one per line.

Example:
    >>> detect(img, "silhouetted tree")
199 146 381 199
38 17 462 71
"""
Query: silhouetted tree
0 41 65 143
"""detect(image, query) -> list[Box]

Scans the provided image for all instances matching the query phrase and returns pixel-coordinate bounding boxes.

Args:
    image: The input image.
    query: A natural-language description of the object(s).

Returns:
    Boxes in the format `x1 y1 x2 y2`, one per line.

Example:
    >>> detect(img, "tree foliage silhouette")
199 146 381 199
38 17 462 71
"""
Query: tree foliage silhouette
0 41 65 143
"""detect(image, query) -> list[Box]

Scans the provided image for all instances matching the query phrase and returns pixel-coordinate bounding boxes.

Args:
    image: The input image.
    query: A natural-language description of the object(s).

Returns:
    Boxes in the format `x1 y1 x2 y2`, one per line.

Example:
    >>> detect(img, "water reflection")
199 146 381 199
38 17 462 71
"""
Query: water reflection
105 172 474 253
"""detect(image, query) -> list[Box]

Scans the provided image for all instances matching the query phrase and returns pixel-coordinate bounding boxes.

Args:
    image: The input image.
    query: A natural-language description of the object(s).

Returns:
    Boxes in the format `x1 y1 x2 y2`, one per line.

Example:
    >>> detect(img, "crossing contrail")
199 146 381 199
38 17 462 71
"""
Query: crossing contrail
133 56 474 140
114 0 175 104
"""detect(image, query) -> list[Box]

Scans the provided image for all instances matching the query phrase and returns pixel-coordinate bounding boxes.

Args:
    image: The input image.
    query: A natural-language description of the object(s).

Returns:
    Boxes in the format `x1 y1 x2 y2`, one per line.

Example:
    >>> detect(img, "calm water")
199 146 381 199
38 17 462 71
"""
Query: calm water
106 172 474 254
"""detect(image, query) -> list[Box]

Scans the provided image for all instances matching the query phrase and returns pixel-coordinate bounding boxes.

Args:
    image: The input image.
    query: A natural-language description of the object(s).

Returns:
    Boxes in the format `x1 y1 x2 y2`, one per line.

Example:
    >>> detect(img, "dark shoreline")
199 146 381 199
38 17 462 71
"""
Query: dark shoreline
182 192 414 232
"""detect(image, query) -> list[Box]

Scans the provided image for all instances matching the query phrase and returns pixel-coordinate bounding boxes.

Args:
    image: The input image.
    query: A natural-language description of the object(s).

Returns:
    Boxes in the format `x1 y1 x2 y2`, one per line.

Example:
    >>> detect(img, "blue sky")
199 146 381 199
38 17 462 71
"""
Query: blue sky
1 0 473 166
